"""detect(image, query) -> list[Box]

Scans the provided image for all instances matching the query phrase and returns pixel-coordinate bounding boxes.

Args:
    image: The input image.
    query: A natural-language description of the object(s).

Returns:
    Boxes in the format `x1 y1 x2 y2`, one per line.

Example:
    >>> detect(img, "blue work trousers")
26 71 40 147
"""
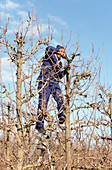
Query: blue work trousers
36 81 65 127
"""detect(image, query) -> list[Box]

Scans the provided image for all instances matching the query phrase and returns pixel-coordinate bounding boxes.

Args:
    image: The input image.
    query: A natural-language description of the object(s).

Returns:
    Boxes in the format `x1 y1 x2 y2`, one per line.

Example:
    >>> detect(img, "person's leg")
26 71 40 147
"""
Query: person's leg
52 83 65 123
36 82 51 128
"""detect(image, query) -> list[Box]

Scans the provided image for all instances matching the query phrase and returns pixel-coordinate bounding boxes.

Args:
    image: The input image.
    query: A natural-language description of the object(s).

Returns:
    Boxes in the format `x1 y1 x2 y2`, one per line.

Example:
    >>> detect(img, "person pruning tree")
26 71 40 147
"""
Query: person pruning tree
36 45 70 134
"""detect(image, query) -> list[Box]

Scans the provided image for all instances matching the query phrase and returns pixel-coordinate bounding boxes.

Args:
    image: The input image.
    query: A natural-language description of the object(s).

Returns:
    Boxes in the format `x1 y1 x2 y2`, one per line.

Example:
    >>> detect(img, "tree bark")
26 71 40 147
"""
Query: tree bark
16 36 24 170
109 95 112 144
6 103 11 170
65 65 71 170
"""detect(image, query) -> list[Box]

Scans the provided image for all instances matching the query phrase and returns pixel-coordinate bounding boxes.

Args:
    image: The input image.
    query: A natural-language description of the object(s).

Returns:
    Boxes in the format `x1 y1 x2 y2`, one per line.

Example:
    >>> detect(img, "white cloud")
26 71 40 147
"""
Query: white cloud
2 70 13 82
25 22 51 37
27 0 35 7
0 1 59 37
7 20 19 34
0 0 22 23
6 0 20 10
1 57 10 68
41 23 49 33
7 19 28 34
5 12 50 35
1 57 15 82
17 11 28 18
48 14 68 29
0 0 20 10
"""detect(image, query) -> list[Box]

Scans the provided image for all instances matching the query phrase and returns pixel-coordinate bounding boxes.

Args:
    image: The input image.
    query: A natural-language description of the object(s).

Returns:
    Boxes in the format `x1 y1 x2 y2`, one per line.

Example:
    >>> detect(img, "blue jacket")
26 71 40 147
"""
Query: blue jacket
37 46 67 83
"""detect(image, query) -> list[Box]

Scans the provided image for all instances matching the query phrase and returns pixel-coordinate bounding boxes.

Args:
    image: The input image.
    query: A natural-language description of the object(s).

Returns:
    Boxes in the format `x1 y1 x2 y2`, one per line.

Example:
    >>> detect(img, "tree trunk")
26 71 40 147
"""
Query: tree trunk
6 103 11 170
109 95 112 144
65 66 71 170
16 36 24 170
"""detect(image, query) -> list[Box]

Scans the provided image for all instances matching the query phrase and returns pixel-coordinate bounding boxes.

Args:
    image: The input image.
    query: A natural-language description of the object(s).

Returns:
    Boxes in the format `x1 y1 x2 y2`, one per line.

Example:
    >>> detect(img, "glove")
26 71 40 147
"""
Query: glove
59 52 68 60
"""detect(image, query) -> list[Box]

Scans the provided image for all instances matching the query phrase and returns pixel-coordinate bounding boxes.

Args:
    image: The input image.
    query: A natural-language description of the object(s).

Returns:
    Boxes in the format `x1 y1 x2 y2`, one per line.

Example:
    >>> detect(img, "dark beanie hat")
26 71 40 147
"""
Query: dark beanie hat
56 45 64 50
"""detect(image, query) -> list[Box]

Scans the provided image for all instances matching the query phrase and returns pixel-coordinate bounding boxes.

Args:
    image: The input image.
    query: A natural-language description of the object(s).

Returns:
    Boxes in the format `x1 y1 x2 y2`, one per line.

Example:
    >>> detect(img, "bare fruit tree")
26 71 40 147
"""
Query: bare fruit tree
61 42 102 169
0 12 53 169
98 86 112 142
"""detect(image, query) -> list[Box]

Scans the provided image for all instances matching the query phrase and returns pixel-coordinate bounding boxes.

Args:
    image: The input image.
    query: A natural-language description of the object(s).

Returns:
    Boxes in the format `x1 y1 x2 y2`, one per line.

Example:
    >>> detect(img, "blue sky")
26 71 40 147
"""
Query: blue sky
0 0 112 89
